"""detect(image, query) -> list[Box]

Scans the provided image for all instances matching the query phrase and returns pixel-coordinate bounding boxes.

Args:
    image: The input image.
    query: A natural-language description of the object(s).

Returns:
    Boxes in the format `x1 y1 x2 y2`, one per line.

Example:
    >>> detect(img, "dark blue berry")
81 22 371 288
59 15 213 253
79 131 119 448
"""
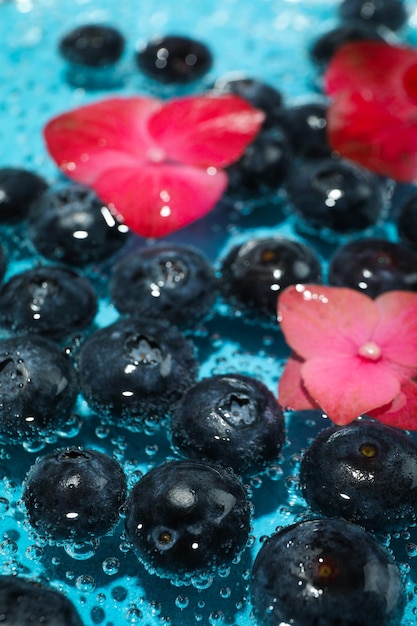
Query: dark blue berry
59 24 125 67
328 237 417 297
135 35 212 84
220 237 322 318
300 421 417 532
0 168 48 222
0 245 6 282
277 102 332 159
211 74 283 127
250 518 405 626
0 335 78 443
170 374 285 476
286 158 385 233
77 318 197 429
124 460 251 579
310 24 386 67
28 185 129 267
396 193 417 249
0 575 84 625
0 265 97 338
23 447 127 541
338 0 408 31
110 244 217 326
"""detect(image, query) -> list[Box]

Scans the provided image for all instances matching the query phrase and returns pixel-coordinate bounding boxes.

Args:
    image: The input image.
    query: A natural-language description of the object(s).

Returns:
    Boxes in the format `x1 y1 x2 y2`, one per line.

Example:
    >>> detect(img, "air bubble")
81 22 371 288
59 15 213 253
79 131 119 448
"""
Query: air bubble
209 610 225 624
145 444 158 456
191 574 214 590
25 544 43 561
91 606 105 624
76 574 96 592
56 413 83 438
220 586 231 598
175 595 189 609
266 464 283 481
126 606 143 622
102 556 120 575
148 600 162 616
22 440 46 453
95 425 110 439
64 538 99 560
0 497 10 515
112 586 128 602
0 539 17 555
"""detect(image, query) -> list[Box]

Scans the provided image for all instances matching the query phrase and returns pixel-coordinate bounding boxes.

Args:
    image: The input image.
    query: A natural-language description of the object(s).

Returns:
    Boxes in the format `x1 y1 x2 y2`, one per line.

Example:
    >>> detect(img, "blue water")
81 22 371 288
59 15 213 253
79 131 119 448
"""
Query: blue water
1 0 417 624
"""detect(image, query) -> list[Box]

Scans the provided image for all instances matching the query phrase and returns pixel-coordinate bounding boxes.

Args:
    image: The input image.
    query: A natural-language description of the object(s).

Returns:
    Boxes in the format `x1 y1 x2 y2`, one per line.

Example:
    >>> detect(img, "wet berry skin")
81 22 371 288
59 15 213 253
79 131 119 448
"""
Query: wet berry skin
124 460 251 579
0 575 84 625
170 374 285 476
78 317 197 429
23 447 127 541
310 24 386 67
0 167 48 222
58 24 125 67
286 158 385 233
397 193 417 249
300 421 417 532
0 245 6 282
338 0 408 31
328 237 417 297
250 518 405 626
0 265 97 339
0 335 78 443
135 35 212 84
28 185 129 267
110 244 217 326
277 102 331 159
220 237 322 318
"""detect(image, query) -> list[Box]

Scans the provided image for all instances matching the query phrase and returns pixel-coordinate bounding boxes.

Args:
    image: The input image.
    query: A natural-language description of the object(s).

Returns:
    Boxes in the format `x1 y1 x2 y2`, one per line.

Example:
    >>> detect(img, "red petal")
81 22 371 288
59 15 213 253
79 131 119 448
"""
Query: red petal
44 97 162 184
374 291 417 367
147 94 265 168
278 353 320 412
278 284 379 360
92 163 228 238
369 378 417 430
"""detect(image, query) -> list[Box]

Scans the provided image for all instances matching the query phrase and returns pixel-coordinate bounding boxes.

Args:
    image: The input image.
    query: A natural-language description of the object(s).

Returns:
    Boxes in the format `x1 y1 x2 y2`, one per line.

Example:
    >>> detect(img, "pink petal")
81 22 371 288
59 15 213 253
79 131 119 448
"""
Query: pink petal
92 163 228 238
373 291 417 367
301 355 401 426
147 94 265 169
278 285 379 360
368 377 417 430
278 353 320 412
44 97 162 184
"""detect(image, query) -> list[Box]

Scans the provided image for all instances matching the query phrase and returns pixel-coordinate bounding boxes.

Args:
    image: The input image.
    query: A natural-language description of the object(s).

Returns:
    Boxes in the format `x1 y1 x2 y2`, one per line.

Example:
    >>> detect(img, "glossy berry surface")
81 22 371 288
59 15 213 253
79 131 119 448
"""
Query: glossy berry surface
135 35 212 84
277 102 331 159
397 194 417 249
300 421 417 532
78 317 197 428
0 167 48 222
338 0 408 31
58 24 125 67
23 447 127 541
110 244 217 326
286 158 385 233
0 335 78 443
28 185 129 266
0 265 97 338
0 575 84 625
250 518 405 626
328 237 417 297
0 245 6 282
170 374 285 475
310 24 386 67
124 460 251 578
220 237 322 318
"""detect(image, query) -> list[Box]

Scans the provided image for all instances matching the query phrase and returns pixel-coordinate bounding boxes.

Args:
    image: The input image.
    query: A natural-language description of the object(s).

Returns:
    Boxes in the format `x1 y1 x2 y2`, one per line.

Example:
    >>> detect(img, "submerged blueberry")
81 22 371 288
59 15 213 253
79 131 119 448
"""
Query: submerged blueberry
135 35 212 84
250 518 405 626
310 24 386 67
59 24 125 67
277 102 331 159
110 244 217 326
78 317 197 429
0 575 84 625
23 447 127 541
397 193 417 249
0 245 6 282
0 335 78 443
0 265 97 338
124 460 251 578
0 167 48 222
338 0 408 31
170 374 285 475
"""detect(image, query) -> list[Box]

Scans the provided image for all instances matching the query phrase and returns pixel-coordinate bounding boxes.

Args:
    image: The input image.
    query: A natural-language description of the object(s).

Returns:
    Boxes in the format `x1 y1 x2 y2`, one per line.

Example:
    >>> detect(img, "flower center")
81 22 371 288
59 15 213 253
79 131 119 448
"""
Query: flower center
358 341 382 361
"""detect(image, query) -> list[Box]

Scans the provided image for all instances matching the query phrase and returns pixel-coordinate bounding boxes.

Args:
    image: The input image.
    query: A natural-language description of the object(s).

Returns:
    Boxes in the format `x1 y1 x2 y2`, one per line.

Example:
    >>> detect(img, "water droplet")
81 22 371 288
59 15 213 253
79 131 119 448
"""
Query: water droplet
76 574 96 592
64 539 99 560
220 586 231 599
126 606 143 623
0 497 10 515
175 595 189 609
0 539 17 555
25 544 43 561
102 556 120 575
209 610 224 624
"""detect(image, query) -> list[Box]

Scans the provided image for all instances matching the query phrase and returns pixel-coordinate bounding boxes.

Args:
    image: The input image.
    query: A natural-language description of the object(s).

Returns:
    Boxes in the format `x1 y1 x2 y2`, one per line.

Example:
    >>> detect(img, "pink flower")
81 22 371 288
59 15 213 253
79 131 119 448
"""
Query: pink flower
277 284 417 429
324 40 417 182
43 94 264 238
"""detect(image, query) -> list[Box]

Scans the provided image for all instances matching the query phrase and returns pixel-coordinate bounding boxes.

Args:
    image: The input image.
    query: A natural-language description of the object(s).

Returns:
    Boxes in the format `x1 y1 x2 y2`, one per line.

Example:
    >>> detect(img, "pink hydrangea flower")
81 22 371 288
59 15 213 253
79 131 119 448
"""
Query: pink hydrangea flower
278 284 417 429
43 94 264 238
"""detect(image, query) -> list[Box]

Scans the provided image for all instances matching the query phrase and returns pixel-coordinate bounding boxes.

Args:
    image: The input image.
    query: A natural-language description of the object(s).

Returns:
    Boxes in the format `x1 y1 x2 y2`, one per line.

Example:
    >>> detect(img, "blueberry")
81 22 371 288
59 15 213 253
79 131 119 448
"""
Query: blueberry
77 317 197 429
338 0 408 31
23 447 127 541
110 244 217 326
170 374 285 476
124 460 251 579
135 35 212 84
276 102 332 159
0 265 97 338
0 335 78 443
0 245 6 282
397 193 417 250
310 24 386 67
300 421 417 532
328 237 417 297
220 237 322 318
0 575 84 625
0 167 48 222
211 74 283 127
250 518 405 626
28 185 129 267
286 158 385 233
58 24 125 67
